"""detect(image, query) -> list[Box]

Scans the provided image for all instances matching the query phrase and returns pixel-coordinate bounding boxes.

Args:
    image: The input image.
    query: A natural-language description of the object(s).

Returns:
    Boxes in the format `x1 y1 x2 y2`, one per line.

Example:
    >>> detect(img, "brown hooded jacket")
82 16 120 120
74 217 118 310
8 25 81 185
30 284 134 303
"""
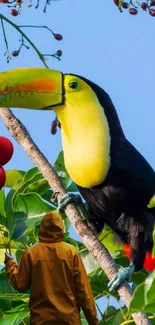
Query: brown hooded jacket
6 211 99 325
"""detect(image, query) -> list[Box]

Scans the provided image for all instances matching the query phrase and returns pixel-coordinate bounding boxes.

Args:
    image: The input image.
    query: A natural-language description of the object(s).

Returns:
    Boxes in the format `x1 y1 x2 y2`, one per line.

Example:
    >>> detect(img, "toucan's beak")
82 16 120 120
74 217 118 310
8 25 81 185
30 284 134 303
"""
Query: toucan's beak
0 67 64 110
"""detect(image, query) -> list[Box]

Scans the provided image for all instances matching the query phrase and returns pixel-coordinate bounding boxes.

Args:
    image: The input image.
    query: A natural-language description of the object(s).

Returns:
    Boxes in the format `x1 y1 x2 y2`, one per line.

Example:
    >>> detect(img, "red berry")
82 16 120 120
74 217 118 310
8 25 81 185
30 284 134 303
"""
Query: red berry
12 50 19 57
149 8 155 15
51 127 57 135
0 137 14 166
10 9 19 16
53 33 63 41
141 2 147 10
56 50 62 57
51 120 57 128
150 0 155 6
113 0 120 6
122 2 128 8
51 120 57 135
129 8 138 15
0 166 6 189
0 0 9 3
16 0 22 2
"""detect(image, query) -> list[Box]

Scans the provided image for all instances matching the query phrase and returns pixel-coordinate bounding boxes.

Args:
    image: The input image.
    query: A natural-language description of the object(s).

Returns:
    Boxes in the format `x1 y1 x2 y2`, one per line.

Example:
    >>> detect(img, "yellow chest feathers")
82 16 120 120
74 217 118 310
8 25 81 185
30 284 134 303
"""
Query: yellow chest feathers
55 98 111 188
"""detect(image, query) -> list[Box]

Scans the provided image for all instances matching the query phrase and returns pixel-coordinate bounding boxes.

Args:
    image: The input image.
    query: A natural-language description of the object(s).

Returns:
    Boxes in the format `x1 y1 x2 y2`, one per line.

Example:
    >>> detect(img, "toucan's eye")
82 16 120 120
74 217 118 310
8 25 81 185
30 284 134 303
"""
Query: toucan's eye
69 81 79 90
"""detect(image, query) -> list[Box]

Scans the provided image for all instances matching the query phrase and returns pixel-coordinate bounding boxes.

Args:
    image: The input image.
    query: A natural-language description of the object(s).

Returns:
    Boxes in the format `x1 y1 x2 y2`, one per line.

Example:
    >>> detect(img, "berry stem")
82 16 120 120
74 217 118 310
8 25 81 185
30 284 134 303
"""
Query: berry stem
18 24 57 38
0 14 48 68
131 0 138 8
1 18 11 63
43 53 61 61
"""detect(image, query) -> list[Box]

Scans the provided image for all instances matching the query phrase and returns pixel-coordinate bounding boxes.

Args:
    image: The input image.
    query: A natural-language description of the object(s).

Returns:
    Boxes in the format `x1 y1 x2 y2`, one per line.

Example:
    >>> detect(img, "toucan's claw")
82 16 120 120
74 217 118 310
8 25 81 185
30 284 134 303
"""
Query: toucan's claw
57 193 89 221
108 263 135 292
57 193 81 212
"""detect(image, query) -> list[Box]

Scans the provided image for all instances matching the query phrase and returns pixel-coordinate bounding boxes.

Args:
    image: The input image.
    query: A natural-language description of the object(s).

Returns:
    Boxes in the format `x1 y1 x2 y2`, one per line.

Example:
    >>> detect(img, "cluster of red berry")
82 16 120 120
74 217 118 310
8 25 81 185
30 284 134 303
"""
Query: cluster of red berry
0 137 14 189
0 0 63 60
0 0 22 17
114 0 155 16
51 118 61 135
12 35 63 58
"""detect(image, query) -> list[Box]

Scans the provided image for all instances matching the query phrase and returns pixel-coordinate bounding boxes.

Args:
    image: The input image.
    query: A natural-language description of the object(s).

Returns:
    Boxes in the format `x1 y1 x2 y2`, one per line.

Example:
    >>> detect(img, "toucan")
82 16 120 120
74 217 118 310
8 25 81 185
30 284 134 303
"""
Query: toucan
0 67 155 291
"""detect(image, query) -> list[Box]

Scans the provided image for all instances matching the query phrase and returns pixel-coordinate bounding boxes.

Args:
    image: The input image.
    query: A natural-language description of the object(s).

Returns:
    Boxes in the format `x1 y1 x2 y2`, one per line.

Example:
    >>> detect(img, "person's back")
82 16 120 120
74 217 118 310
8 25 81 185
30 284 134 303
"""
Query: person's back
5 211 99 325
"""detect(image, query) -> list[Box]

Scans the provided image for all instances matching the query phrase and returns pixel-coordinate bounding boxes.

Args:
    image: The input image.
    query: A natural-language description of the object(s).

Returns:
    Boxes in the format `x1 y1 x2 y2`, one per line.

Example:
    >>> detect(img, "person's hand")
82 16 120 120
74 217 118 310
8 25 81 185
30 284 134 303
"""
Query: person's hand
4 251 13 264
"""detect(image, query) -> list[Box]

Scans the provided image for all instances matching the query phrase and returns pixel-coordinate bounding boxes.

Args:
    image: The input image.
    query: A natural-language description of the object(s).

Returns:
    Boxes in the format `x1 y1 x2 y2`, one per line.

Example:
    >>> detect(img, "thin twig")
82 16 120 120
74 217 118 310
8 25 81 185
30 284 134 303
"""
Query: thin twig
1 18 11 63
0 107 151 325
0 14 48 68
18 25 55 37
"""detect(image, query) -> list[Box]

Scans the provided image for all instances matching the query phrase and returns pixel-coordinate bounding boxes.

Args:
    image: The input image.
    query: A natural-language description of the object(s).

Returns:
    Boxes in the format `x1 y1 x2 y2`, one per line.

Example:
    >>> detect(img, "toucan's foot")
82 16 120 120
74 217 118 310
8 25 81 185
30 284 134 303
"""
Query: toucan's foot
57 193 81 212
57 193 89 221
108 263 135 292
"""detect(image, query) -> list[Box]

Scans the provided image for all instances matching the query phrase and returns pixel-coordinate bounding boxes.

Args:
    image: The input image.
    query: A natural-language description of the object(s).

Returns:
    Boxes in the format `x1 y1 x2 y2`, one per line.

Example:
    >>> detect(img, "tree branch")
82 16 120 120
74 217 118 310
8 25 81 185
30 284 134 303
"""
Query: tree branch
0 107 151 325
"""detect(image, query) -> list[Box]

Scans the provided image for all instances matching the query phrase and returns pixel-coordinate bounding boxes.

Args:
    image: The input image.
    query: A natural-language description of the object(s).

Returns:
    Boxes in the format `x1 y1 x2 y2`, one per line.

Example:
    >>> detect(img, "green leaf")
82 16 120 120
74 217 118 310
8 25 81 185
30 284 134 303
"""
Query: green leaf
5 170 25 189
143 303 155 313
80 311 88 325
111 306 127 325
98 226 122 253
0 190 5 217
104 306 117 318
0 270 17 296
129 271 155 314
0 229 20 264
5 189 15 234
23 167 40 182
145 271 155 305
54 151 70 187
5 303 29 313
0 293 29 301
12 193 53 239
25 179 50 196
64 217 71 233
89 267 108 299
12 173 45 208
67 181 78 192
131 270 149 286
42 189 53 203
54 151 67 173
0 215 6 227
129 282 145 313
152 226 155 257
0 308 29 325
16 250 25 263
0 237 19 249
80 248 98 274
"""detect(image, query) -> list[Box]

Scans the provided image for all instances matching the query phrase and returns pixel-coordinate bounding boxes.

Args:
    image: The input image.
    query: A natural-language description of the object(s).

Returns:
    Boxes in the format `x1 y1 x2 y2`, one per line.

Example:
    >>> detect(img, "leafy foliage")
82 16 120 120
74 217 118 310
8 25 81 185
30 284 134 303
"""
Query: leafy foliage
0 151 155 324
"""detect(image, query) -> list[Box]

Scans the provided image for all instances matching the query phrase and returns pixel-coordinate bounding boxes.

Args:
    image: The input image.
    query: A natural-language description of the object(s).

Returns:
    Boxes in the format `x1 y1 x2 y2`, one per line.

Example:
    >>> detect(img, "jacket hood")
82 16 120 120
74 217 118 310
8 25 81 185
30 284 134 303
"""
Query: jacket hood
39 211 64 243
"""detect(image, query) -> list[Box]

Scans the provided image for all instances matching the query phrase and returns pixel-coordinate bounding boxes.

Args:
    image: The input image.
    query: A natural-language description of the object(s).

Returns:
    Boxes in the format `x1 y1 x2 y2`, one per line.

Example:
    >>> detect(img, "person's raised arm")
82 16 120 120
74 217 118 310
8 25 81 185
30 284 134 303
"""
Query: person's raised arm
5 250 31 292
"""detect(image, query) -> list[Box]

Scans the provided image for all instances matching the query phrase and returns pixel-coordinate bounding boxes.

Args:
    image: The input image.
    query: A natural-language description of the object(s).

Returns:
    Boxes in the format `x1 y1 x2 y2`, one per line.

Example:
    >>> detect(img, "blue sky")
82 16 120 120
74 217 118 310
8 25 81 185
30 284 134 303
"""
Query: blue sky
0 0 155 172
0 0 155 315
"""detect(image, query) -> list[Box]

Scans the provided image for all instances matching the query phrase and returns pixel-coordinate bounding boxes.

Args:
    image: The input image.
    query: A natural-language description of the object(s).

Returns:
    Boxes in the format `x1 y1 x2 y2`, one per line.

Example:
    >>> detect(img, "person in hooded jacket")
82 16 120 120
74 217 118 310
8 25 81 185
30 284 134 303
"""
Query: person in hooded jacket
4 211 100 325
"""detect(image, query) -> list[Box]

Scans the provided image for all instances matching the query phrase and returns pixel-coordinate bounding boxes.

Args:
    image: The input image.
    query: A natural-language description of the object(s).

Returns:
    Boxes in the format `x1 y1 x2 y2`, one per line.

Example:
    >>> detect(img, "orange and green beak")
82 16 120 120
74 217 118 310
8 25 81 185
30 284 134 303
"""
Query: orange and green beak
0 67 64 110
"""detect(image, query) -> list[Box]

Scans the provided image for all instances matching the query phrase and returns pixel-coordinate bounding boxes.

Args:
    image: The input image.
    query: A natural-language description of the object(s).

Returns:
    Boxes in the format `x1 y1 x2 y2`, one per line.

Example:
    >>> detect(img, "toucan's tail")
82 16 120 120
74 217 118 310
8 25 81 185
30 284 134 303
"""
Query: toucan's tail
123 244 155 271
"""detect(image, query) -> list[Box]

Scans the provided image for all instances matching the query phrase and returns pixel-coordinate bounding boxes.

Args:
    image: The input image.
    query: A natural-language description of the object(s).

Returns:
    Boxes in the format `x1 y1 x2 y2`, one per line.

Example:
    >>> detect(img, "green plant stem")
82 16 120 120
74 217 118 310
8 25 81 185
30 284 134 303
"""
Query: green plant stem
20 239 29 249
117 300 127 321
96 303 103 318
120 316 155 325
0 14 48 68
